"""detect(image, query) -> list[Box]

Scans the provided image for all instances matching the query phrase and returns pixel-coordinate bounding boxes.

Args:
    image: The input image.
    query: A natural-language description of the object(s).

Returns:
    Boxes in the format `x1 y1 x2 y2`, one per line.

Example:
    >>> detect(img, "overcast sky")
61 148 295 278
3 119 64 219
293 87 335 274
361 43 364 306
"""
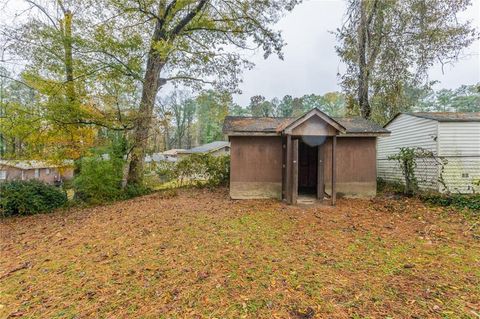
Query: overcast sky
233 0 480 105
1 0 479 106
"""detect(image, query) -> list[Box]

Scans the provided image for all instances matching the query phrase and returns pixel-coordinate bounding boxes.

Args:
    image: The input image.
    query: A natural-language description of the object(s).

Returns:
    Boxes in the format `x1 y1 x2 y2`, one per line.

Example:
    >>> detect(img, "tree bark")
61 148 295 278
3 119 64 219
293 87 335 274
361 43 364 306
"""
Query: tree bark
357 0 371 119
61 10 76 103
126 55 165 185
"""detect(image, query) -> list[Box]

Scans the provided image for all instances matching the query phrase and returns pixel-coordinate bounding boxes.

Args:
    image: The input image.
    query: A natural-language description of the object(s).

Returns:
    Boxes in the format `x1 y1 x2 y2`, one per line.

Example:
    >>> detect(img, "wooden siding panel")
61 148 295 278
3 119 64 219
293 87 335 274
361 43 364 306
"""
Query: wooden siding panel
324 137 377 197
229 136 283 199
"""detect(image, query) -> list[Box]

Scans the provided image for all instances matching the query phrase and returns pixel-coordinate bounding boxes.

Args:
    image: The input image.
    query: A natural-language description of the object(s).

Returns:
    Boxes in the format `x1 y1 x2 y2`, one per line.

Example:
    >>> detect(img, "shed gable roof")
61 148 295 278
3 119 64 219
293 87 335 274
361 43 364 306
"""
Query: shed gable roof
223 109 389 136
279 108 346 134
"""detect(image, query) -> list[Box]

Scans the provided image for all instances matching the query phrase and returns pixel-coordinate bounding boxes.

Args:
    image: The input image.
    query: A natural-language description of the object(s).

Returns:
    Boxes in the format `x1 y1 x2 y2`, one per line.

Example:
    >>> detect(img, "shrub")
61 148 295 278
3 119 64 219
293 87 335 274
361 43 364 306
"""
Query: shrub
73 156 124 204
176 154 230 187
124 183 152 199
421 193 480 212
377 177 405 194
0 180 67 217
155 161 178 183
156 154 230 188
206 154 230 186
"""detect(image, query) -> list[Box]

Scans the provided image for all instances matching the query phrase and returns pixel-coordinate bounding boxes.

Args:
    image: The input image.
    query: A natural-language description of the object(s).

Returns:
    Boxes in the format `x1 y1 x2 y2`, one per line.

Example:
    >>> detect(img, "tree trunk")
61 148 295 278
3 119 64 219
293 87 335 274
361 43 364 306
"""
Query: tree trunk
186 118 192 149
163 119 171 151
62 10 76 103
127 56 164 185
357 0 371 119
126 0 208 185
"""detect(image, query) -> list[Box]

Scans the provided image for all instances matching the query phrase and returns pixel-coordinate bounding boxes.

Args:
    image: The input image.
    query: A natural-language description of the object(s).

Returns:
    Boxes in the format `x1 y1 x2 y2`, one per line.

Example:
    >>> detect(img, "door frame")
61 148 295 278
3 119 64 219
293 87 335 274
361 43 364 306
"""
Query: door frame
284 134 336 205
292 139 299 204
285 135 299 205
317 144 325 199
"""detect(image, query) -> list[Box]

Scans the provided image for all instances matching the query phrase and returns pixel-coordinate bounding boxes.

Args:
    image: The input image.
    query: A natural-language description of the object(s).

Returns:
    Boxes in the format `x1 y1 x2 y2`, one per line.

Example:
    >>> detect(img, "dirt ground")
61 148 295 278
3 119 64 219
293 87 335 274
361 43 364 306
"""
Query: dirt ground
1 188 479 318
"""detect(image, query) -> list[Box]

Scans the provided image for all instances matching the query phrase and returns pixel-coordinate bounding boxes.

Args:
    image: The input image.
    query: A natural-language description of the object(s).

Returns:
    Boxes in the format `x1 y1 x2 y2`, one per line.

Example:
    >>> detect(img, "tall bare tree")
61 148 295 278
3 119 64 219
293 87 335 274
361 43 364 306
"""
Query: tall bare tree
336 0 478 122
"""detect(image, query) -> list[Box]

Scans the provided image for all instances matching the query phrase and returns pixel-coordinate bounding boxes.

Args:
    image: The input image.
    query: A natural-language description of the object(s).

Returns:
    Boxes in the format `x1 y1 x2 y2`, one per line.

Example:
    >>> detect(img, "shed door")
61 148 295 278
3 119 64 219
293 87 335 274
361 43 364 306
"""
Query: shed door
298 141 318 193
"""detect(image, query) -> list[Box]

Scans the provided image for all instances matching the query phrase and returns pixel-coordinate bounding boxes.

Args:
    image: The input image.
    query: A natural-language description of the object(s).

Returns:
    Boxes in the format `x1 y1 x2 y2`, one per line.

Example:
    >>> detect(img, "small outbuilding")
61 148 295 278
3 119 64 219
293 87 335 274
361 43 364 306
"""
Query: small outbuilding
377 112 480 193
223 108 390 205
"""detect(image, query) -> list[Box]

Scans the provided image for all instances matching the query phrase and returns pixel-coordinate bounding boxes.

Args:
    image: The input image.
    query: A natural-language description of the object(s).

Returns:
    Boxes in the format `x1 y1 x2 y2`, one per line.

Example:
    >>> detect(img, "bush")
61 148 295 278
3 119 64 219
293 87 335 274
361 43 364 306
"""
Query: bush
0 180 67 217
124 183 152 199
155 161 178 183
73 155 152 204
73 156 124 204
206 154 230 186
156 154 230 188
377 178 405 194
176 154 230 187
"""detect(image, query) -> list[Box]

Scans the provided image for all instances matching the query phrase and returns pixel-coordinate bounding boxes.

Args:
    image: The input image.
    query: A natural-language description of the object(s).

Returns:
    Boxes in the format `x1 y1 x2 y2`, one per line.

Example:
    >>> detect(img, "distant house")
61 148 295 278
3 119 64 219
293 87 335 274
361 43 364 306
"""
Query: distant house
178 141 230 158
377 112 480 194
0 160 74 185
223 108 389 205
162 149 186 162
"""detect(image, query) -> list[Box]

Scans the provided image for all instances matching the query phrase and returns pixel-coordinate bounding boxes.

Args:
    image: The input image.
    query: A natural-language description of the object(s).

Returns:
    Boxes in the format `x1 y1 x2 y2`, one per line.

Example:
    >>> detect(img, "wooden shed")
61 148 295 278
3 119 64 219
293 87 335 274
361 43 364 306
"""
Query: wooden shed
223 108 390 205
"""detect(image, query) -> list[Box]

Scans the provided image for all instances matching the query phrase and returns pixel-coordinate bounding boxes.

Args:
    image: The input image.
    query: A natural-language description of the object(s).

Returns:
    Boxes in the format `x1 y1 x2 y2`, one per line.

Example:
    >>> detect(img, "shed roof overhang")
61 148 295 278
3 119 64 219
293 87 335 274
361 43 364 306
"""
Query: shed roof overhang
222 108 390 137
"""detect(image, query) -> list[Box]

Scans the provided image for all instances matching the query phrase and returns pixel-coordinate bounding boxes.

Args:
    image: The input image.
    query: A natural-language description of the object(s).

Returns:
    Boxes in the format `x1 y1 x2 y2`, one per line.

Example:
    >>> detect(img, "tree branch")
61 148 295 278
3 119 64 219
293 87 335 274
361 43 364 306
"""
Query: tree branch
169 0 208 38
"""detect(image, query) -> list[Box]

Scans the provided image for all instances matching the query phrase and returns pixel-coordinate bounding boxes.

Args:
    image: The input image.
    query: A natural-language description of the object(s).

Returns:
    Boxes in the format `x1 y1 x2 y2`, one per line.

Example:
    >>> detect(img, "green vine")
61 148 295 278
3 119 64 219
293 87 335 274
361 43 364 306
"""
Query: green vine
388 147 447 195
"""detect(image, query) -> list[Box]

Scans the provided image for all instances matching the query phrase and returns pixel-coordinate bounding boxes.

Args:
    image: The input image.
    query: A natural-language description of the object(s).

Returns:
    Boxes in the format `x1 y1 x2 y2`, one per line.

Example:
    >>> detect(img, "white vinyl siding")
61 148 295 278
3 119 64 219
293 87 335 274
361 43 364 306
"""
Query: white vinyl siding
438 122 480 193
377 114 439 191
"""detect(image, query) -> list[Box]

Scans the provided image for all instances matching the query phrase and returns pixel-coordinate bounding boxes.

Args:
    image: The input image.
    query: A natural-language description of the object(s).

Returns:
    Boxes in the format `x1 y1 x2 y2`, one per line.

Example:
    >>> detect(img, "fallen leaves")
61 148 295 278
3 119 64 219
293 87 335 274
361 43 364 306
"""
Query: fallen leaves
0 188 479 318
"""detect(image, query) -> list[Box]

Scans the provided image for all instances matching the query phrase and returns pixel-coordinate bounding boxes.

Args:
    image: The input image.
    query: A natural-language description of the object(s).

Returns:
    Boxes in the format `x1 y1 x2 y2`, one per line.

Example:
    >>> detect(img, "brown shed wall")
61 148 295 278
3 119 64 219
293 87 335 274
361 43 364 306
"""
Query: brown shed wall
230 136 283 199
323 137 377 197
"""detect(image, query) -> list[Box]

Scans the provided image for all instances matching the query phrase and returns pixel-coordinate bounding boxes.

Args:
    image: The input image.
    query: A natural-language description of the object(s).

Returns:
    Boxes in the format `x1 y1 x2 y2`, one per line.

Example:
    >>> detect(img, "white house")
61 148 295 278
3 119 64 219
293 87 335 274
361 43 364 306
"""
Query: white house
377 112 480 194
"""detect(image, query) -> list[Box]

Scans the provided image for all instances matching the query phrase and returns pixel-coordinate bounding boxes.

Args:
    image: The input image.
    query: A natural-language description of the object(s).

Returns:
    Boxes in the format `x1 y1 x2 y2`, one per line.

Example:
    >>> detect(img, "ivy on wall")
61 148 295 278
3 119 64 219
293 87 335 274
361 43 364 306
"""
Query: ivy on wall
388 147 447 195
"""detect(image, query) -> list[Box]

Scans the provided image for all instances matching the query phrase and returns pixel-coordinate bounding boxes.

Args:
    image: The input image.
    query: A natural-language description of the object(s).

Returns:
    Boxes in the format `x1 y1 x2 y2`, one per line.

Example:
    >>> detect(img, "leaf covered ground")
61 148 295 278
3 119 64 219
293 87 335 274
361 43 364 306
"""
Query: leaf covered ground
1 188 479 318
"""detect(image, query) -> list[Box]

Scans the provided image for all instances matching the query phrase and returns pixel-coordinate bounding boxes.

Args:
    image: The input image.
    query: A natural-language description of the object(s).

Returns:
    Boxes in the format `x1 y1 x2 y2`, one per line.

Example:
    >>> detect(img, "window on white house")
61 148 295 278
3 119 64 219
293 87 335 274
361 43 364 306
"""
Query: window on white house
46 168 50 175
0 170 6 180
35 169 40 178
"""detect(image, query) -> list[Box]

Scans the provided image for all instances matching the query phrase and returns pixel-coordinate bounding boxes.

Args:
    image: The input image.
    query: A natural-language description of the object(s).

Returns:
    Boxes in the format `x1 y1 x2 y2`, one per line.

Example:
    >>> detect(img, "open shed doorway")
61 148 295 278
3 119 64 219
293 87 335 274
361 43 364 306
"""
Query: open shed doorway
298 140 318 195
